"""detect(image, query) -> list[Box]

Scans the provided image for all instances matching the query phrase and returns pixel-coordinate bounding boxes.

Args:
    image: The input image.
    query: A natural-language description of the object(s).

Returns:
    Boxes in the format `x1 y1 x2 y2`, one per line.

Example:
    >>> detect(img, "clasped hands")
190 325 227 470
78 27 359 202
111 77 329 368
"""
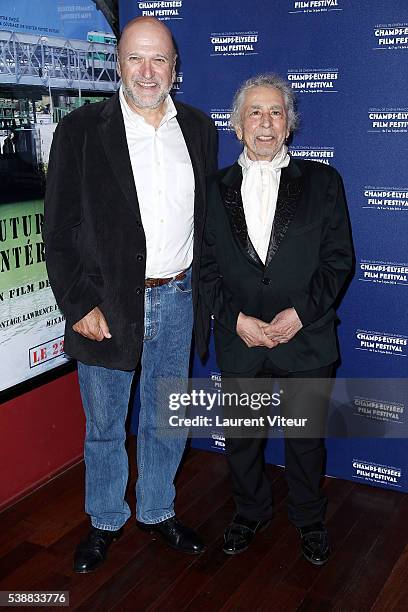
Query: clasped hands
236 308 303 349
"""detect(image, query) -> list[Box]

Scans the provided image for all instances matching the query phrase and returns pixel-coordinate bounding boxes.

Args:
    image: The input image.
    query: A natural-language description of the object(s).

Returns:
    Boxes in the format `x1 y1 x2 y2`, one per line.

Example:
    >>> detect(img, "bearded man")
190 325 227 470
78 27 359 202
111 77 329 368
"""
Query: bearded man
44 16 217 572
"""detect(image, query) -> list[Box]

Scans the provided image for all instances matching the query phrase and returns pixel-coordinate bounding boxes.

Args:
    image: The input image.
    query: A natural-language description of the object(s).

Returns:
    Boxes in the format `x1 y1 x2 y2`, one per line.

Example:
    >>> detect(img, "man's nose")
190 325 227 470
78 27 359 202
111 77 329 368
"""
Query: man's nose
260 112 271 127
140 59 153 79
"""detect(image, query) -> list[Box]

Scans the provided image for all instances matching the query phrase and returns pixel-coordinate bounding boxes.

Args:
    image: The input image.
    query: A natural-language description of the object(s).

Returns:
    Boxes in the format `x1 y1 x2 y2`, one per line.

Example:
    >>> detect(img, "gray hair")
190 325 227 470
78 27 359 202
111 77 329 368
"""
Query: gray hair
230 73 299 134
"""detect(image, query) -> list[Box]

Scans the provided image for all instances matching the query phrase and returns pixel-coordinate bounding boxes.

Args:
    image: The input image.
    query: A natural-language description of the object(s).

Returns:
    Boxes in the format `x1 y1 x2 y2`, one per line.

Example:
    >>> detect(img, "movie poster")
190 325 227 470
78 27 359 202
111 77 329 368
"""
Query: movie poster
0 1 116 391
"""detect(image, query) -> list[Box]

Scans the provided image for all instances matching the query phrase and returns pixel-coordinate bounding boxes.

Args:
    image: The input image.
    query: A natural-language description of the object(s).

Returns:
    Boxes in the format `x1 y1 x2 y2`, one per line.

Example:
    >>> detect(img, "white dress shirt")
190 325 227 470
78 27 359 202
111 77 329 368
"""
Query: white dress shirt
238 145 290 264
119 86 195 278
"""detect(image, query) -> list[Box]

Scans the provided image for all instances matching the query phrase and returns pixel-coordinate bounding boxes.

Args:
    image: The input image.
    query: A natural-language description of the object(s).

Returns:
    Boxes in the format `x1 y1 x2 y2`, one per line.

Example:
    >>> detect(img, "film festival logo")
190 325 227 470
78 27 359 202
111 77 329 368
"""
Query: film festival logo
373 23 408 51
353 396 405 426
355 330 408 358
358 260 408 287
210 32 259 57
209 371 225 450
287 68 339 94
289 145 335 165
171 71 183 94
211 431 226 451
210 371 221 388
289 0 343 15
362 187 408 213
352 460 402 489
210 109 232 132
368 108 408 134
137 0 183 21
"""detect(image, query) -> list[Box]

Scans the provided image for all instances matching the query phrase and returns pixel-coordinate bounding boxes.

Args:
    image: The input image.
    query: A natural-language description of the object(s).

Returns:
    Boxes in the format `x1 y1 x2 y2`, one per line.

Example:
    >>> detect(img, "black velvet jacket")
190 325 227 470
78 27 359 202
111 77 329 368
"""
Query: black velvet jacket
43 93 217 369
200 159 354 373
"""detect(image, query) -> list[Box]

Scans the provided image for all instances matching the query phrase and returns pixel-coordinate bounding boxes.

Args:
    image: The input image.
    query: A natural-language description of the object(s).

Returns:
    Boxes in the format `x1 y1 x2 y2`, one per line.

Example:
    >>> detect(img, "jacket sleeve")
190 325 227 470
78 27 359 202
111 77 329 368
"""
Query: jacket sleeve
204 119 218 176
43 119 104 324
290 169 354 326
199 177 242 335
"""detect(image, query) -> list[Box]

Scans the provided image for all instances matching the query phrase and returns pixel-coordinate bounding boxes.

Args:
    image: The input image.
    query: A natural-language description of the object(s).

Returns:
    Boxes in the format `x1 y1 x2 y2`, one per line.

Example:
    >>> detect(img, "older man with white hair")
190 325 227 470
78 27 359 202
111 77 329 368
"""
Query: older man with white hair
200 74 353 564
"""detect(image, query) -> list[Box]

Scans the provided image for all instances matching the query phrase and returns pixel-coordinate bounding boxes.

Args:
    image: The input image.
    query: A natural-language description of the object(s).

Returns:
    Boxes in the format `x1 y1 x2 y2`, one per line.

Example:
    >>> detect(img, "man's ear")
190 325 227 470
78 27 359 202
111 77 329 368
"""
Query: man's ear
117 61 121 79
235 125 243 141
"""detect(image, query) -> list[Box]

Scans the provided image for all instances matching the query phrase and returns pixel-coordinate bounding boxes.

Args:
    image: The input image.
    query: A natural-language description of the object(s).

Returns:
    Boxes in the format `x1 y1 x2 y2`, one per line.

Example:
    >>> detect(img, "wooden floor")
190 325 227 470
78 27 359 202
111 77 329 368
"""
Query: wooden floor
1 440 407 611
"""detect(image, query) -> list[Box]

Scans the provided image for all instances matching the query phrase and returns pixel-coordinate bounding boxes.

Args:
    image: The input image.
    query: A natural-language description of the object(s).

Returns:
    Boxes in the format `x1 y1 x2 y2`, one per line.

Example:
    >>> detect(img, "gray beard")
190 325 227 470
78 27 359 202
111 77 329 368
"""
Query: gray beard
122 81 172 110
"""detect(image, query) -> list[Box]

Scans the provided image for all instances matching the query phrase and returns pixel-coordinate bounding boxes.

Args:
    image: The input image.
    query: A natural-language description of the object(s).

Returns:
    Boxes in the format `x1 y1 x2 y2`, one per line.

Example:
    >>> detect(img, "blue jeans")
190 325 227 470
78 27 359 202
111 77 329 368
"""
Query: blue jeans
77 269 193 529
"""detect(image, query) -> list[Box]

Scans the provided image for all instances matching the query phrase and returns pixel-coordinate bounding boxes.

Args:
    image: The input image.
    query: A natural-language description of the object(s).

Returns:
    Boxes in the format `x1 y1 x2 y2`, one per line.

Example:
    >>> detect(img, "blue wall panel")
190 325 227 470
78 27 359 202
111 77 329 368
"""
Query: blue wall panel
121 0 408 492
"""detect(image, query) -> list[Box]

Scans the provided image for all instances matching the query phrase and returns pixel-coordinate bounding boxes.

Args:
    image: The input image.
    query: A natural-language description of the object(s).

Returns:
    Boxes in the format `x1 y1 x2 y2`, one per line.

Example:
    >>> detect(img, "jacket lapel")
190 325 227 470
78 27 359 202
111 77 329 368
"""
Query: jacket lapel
264 159 302 267
175 102 203 195
220 163 263 266
97 93 142 221
174 102 207 246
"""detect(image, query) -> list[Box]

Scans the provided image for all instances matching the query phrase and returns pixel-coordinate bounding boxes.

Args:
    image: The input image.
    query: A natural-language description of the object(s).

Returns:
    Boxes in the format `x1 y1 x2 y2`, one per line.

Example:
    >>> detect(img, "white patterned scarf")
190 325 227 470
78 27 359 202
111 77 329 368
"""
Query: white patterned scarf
238 145 290 263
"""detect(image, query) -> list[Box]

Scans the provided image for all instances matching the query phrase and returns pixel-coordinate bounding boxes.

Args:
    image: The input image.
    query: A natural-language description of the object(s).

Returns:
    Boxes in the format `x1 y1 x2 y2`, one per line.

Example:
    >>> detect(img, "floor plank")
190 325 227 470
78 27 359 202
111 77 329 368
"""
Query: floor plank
0 441 406 612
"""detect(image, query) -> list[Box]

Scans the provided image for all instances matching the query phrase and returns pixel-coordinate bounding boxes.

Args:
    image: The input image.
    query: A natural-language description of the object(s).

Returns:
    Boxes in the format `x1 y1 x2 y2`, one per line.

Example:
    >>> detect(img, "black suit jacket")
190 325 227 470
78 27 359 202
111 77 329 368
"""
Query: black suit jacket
200 159 354 373
43 93 217 369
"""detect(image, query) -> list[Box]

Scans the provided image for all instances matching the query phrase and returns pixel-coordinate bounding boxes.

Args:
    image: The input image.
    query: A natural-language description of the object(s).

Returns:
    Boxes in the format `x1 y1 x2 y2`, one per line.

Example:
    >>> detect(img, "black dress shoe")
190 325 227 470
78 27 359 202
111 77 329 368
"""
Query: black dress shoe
137 517 205 555
299 522 330 566
223 514 271 555
73 526 123 573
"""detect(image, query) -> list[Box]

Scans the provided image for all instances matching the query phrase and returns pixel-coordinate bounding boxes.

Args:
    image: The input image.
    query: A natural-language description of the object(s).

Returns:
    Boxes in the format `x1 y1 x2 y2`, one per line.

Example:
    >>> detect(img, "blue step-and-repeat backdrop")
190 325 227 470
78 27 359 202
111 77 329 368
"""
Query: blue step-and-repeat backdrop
120 1 408 492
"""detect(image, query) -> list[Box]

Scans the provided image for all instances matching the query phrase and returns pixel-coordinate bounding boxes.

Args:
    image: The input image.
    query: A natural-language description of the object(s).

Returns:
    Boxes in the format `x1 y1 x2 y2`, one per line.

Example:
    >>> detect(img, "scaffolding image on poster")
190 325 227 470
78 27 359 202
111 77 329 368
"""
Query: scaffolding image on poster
0 1 117 392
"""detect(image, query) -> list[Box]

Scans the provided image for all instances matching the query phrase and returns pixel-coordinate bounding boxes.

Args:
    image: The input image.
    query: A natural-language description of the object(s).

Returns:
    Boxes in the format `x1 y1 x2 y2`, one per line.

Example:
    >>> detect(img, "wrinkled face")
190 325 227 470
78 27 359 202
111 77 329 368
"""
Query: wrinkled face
235 86 290 161
117 20 176 110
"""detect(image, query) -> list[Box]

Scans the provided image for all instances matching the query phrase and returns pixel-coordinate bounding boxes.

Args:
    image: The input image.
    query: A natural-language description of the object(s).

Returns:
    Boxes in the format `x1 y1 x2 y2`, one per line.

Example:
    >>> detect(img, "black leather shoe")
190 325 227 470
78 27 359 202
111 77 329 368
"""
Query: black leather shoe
73 526 123 573
299 522 330 566
223 514 271 555
137 517 205 554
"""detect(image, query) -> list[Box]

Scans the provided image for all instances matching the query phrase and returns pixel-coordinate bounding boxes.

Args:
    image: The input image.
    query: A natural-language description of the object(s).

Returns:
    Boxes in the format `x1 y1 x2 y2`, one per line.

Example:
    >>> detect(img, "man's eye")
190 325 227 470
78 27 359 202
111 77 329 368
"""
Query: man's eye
128 56 141 62
154 58 166 63
271 110 282 117
250 110 261 117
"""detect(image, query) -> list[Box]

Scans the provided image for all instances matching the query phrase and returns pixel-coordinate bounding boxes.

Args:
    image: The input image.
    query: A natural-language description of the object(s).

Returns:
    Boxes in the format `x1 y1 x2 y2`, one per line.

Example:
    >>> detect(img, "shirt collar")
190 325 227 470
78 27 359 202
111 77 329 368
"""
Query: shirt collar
119 85 177 129
238 145 289 173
